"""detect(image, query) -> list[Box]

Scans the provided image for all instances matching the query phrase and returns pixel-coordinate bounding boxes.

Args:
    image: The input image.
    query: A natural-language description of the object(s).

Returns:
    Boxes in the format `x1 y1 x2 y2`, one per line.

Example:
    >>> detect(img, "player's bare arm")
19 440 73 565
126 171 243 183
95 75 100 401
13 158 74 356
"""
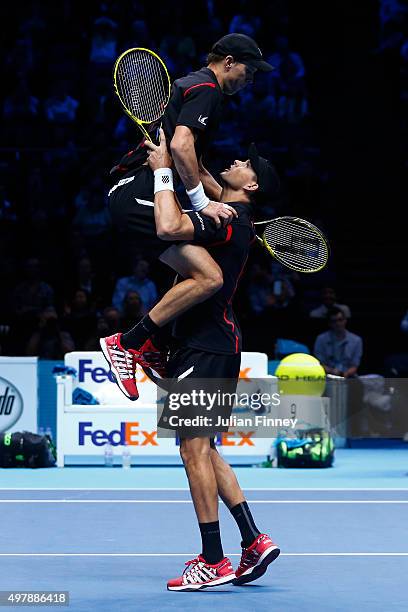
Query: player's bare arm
171 125 237 228
146 129 195 240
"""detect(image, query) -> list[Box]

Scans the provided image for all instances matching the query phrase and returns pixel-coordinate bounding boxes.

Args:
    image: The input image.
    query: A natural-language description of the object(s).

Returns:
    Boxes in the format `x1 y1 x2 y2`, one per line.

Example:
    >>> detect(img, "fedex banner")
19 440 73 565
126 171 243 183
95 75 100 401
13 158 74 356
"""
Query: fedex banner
58 351 272 461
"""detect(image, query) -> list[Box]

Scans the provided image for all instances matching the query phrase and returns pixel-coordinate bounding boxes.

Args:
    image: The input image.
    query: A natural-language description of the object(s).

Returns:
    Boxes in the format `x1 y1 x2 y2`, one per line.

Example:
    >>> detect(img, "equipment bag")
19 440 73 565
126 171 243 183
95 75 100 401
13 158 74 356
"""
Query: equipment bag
0 432 56 468
277 428 334 468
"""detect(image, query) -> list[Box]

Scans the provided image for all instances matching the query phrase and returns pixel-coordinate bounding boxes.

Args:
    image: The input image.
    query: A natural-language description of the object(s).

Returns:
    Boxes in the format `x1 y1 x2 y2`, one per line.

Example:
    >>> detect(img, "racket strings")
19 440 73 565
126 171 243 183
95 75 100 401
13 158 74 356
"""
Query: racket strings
263 219 328 272
116 50 168 122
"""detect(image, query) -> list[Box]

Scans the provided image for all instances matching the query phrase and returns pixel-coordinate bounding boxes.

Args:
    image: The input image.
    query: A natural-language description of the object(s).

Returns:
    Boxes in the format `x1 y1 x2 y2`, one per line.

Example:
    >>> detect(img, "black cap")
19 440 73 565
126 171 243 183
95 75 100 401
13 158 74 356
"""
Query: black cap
211 33 274 72
248 143 280 198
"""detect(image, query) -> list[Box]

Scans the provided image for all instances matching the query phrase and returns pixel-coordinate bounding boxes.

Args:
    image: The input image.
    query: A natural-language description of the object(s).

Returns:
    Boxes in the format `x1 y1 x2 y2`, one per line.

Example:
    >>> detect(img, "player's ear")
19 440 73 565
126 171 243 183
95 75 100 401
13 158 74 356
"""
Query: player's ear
225 55 235 70
244 182 259 193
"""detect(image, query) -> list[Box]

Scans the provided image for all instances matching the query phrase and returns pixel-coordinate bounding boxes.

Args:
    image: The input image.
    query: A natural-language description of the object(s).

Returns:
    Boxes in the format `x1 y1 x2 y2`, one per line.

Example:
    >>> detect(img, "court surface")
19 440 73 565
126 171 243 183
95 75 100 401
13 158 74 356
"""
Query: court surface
1 448 407 611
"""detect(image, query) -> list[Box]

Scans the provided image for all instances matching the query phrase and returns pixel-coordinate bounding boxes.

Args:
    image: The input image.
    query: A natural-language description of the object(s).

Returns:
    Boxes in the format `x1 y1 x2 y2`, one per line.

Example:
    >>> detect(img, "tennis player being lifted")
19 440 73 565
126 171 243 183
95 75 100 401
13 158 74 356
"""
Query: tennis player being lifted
142 129 280 591
102 34 273 399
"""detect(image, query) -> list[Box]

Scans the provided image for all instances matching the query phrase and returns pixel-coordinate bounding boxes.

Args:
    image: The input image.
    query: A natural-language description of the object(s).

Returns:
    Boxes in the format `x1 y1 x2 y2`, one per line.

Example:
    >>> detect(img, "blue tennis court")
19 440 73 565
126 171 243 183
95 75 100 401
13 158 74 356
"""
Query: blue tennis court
1 448 407 611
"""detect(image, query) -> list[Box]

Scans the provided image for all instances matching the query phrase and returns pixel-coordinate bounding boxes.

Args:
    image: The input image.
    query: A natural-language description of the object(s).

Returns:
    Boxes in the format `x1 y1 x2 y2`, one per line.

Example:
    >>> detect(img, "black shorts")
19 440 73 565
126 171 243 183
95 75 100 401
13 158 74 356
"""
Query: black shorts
109 165 175 258
158 347 241 439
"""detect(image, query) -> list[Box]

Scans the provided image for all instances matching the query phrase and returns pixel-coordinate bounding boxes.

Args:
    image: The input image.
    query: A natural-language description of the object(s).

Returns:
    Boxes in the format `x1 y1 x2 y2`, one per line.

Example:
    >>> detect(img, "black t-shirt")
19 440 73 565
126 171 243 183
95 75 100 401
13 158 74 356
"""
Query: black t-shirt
162 67 223 160
173 203 256 355
111 67 223 180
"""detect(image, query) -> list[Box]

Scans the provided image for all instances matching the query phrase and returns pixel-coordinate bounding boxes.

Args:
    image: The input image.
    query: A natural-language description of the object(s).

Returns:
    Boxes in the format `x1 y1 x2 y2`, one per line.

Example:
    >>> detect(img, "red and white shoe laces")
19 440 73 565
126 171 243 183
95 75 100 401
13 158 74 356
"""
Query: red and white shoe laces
167 555 235 591
100 333 139 400
234 534 280 585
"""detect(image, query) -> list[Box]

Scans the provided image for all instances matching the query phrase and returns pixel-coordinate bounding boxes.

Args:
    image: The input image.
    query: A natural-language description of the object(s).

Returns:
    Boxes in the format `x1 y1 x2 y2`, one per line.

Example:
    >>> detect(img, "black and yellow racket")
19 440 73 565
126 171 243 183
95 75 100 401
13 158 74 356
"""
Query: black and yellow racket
113 47 171 142
254 216 329 273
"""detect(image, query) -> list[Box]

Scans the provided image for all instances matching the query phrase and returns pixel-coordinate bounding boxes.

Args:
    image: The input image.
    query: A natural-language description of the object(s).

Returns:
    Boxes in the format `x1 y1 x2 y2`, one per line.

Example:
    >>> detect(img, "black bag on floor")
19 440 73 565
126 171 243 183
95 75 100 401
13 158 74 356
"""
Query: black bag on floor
0 432 56 468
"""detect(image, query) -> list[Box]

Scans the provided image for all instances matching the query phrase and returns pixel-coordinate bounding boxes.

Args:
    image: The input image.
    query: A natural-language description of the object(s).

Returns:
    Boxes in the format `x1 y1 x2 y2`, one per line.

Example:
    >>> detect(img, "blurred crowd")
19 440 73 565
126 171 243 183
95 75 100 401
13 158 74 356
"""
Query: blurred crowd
1 0 407 372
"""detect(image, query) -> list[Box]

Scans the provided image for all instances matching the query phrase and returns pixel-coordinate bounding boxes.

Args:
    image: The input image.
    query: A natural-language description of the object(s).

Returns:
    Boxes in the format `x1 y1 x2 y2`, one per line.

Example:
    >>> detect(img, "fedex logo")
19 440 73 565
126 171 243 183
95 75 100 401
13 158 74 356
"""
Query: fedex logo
78 359 149 384
79 421 158 446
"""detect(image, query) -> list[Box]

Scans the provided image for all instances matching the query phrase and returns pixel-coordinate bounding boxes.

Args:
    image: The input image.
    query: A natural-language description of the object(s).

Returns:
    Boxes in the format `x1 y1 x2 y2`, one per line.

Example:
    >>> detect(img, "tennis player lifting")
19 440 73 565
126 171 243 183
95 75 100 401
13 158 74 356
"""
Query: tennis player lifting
102 34 274 398
137 128 280 590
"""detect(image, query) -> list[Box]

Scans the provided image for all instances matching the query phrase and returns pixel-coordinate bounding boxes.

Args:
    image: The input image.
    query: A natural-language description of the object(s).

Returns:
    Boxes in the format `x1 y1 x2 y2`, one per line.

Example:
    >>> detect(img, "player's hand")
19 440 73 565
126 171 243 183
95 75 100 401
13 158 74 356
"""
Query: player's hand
145 128 172 171
201 201 238 228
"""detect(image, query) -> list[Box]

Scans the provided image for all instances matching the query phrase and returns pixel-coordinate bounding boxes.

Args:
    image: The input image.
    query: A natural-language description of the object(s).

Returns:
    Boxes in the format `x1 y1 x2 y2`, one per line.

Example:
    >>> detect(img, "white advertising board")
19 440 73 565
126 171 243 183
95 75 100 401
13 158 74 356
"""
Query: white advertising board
0 357 38 434
58 351 273 461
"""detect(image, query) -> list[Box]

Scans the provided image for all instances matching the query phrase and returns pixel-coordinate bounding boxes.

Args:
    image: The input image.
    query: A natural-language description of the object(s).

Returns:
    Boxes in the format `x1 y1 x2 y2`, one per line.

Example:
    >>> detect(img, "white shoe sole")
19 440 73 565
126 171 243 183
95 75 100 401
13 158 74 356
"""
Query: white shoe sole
233 545 280 585
167 573 235 592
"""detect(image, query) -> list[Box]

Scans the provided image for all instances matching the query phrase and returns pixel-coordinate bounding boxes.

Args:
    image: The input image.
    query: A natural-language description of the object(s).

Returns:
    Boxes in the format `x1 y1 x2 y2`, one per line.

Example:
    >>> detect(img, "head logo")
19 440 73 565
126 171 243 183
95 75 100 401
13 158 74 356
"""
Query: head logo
0 377 23 432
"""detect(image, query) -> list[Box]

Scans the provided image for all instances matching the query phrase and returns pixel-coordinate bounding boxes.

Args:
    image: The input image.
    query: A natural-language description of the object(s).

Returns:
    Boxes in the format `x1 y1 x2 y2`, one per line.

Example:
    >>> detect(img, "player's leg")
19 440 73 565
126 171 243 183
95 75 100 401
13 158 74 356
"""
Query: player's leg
166 435 235 591
165 349 235 591
179 436 223 563
209 444 280 585
120 243 222 350
103 169 225 398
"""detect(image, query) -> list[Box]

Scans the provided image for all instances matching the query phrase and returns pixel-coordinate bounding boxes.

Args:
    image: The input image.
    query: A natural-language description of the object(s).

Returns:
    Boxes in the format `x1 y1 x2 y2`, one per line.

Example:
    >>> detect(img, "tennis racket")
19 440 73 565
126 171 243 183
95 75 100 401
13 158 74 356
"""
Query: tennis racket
113 47 171 142
254 216 329 273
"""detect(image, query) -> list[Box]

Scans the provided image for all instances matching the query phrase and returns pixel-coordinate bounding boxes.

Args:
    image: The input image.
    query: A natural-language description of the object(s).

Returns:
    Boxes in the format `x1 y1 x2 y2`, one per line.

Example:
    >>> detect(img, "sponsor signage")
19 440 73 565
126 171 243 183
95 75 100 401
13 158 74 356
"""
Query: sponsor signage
0 357 38 433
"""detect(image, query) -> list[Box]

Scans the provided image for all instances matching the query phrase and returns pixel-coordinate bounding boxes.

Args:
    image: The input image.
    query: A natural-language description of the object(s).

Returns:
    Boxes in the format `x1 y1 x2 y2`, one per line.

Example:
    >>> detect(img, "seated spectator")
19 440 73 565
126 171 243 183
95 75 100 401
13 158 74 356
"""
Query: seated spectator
26 306 75 359
314 307 363 377
84 306 122 351
121 290 144 330
112 260 158 314
228 3 261 38
12 257 54 318
267 36 308 122
103 306 122 334
76 257 94 296
310 287 351 319
383 310 408 377
62 289 96 350
90 16 118 65
159 24 196 75
44 80 79 124
72 190 111 238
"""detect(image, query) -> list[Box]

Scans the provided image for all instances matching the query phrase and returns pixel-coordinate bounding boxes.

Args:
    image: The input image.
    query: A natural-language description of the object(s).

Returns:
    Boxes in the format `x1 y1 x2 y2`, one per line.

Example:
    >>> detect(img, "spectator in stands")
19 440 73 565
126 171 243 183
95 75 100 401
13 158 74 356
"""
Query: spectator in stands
102 306 122 334
89 16 118 65
12 257 54 318
62 289 96 350
228 2 261 38
44 80 79 124
72 190 111 238
76 257 94 297
121 290 144 330
84 306 121 351
112 259 158 314
314 307 363 377
309 287 351 319
159 24 196 75
26 306 75 359
267 36 308 122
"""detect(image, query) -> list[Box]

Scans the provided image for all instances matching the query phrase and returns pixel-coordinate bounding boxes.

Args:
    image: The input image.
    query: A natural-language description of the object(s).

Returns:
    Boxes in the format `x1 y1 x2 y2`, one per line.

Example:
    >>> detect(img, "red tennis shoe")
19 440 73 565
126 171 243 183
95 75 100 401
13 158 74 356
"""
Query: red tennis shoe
234 534 280 585
138 338 168 382
167 556 235 591
100 333 140 400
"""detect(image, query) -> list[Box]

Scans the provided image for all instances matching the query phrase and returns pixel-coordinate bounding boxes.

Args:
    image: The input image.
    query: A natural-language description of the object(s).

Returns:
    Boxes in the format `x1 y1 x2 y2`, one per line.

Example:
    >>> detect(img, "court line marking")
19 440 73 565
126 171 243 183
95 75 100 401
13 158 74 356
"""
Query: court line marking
0 500 407 504
1 553 407 557
1 488 408 492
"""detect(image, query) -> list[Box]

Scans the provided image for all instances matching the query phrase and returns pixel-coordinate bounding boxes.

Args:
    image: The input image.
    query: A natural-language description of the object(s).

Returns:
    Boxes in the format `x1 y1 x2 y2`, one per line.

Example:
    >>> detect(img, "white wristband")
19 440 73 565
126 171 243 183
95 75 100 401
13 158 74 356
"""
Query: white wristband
154 168 174 194
186 181 210 211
